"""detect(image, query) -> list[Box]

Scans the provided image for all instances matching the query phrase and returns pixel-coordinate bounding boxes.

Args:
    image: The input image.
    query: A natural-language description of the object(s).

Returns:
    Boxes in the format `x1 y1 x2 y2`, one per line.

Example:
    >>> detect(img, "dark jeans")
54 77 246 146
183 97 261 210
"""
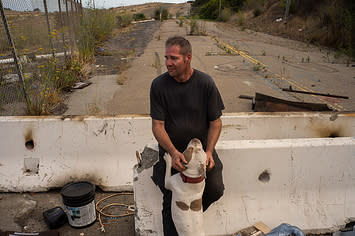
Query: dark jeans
152 148 224 236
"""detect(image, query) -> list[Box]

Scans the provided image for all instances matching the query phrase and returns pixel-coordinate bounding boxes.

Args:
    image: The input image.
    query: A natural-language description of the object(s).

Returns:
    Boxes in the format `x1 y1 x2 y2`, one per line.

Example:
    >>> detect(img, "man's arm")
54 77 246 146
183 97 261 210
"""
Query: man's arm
152 119 187 171
206 117 222 171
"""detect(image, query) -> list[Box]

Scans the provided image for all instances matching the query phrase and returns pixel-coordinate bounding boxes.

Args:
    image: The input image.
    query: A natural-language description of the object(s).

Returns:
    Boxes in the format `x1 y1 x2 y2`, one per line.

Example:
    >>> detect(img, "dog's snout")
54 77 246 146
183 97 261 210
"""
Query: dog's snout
191 138 201 145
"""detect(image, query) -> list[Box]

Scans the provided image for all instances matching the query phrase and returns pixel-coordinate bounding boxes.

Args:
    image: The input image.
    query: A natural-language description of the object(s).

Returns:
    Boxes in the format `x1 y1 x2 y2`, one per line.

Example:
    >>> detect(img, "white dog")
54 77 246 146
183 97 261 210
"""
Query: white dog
164 138 207 236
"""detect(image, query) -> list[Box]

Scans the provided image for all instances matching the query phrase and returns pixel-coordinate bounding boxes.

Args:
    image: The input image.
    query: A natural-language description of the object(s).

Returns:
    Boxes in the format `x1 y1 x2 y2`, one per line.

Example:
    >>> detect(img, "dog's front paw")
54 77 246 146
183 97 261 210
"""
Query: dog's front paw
163 153 172 165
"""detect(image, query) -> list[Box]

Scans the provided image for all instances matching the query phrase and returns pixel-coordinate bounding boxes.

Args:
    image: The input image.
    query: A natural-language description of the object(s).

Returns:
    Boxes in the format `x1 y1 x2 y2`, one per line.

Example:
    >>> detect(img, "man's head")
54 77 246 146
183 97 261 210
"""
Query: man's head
165 36 192 82
165 36 192 57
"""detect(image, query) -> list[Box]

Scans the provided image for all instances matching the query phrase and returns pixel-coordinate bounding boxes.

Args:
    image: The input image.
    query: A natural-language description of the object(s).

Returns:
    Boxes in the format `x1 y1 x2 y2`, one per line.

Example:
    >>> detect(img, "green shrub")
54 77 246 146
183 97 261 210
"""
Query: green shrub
200 0 220 19
133 13 146 21
237 11 245 26
253 8 262 17
116 12 132 27
154 7 169 21
220 8 232 22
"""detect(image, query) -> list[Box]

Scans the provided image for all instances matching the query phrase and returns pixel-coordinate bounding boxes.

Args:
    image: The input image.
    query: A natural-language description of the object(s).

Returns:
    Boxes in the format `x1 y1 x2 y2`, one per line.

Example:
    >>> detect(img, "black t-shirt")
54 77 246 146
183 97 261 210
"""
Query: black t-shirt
150 69 225 152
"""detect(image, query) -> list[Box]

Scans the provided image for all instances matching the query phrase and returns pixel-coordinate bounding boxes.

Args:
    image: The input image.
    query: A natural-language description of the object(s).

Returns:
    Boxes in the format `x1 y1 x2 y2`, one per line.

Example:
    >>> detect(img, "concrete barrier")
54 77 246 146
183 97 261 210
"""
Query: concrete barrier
0 112 354 234
0 112 354 192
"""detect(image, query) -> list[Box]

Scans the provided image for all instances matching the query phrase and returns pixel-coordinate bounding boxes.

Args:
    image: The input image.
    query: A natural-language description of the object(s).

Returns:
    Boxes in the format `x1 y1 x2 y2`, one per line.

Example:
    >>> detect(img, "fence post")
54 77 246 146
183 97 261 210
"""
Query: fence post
70 0 78 49
43 0 56 58
0 0 30 112
58 0 67 59
65 0 75 55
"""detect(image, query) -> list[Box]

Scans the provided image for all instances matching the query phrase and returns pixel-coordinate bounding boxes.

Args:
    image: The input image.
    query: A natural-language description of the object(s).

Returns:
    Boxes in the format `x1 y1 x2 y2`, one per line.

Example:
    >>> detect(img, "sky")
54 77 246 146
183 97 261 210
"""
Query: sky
82 0 190 9
1 0 190 12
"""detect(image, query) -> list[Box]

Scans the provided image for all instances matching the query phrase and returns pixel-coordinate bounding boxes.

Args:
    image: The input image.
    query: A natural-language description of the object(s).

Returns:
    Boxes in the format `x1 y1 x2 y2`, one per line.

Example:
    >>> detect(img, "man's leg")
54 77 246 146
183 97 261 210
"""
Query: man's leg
203 150 224 211
152 150 178 236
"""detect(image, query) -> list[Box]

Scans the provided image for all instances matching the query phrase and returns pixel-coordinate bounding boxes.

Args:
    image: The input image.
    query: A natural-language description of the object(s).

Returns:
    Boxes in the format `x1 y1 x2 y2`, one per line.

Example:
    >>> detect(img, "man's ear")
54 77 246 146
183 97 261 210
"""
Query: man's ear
186 53 192 64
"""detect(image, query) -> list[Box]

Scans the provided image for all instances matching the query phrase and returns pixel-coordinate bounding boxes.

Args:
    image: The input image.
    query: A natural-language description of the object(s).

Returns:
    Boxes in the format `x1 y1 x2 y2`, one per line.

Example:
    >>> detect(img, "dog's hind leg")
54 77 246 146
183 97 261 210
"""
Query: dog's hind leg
163 153 173 190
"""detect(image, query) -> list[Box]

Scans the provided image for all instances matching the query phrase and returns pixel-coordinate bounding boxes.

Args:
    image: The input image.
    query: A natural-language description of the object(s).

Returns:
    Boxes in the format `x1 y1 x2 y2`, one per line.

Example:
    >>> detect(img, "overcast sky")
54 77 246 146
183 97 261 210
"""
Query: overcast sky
82 0 189 9
1 0 190 12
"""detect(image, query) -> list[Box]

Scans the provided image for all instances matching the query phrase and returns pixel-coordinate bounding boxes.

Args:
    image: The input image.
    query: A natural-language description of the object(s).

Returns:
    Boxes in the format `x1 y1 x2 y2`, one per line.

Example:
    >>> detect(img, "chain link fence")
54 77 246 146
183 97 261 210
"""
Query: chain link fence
0 0 81 115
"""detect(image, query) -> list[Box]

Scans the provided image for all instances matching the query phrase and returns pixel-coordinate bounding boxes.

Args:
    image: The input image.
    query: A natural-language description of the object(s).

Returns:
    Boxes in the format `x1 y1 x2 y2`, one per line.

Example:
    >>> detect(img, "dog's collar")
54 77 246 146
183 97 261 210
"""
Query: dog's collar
180 172 205 184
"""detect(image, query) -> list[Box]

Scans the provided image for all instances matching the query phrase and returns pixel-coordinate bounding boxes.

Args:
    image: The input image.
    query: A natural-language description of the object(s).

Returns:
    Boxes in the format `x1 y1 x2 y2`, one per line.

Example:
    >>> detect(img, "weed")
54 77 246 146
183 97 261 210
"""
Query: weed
178 16 184 27
253 63 261 71
78 8 117 62
116 72 126 85
306 55 310 63
189 17 206 36
237 11 245 26
117 12 132 27
262 50 266 56
24 57 83 115
87 103 100 115
220 8 232 22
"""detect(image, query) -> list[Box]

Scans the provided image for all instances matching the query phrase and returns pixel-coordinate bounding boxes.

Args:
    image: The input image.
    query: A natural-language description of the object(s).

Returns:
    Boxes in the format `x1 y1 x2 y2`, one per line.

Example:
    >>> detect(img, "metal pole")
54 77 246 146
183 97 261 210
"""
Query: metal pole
43 0 56 58
0 0 31 112
284 0 290 24
57 0 67 59
70 0 77 48
219 0 221 19
65 0 75 55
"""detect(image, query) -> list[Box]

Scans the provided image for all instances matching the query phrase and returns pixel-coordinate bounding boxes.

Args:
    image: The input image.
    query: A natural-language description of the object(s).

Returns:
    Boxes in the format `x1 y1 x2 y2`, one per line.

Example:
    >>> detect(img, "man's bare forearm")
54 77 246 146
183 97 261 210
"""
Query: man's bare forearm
152 119 178 156
206 118 222 154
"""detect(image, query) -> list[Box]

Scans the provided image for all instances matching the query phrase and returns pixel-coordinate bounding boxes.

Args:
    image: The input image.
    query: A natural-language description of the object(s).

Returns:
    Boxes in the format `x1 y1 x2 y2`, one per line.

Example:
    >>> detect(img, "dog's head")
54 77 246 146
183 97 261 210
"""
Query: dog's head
182 138 207 178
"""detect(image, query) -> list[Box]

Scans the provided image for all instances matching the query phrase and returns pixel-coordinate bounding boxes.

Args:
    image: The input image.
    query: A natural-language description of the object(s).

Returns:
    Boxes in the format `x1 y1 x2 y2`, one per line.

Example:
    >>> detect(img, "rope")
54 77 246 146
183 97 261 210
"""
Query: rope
95 192 135 232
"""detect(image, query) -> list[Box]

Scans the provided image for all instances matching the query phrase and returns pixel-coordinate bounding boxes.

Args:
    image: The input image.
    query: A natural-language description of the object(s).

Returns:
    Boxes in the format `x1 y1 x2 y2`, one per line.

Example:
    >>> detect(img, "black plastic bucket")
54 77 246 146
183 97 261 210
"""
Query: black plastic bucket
60 181 96 228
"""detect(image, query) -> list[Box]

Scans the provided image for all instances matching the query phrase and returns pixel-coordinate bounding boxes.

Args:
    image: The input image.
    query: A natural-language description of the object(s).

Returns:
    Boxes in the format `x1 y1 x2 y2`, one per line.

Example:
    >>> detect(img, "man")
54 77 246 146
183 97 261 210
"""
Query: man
150 36 225 235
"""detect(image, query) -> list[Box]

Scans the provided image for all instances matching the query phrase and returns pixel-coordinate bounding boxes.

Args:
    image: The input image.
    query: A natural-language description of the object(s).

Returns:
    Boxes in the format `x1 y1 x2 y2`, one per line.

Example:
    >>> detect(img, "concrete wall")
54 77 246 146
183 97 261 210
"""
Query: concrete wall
0 112 354 192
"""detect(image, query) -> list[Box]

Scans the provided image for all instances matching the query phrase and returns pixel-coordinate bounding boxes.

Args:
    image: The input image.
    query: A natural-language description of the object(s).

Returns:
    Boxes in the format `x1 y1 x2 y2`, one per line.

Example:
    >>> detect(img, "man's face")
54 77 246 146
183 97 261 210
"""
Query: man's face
165 45 191 80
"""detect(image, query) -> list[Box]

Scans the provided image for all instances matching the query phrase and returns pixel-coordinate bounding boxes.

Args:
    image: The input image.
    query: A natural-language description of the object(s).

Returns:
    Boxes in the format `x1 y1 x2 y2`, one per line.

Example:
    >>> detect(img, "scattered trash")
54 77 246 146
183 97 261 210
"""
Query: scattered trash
283 86 349 99
0 230 59 236
298 28 303 32
96 193 135 233
61 181 97 228
265 223 305 236
239 92 332 112
275 18 282 22
43 206 67 229
333 225 355 236
72 81 92 89
15 197 37 223
233 221 271 236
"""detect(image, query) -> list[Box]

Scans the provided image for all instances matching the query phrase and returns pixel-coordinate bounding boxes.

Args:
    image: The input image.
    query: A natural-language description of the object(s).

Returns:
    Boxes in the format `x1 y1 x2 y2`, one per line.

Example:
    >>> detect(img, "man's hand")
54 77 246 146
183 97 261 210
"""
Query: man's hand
171 150 187 172
206 151 215 171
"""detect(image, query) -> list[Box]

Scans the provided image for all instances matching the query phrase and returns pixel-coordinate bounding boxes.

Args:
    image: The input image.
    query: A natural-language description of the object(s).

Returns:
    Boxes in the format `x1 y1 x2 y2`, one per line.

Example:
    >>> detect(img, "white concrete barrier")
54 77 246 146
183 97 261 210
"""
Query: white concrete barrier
0 112 354 192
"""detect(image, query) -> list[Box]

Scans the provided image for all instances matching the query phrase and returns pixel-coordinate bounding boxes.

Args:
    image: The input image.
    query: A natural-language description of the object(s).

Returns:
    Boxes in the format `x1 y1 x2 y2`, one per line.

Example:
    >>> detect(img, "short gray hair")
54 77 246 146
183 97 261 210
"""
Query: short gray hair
165 36 192 56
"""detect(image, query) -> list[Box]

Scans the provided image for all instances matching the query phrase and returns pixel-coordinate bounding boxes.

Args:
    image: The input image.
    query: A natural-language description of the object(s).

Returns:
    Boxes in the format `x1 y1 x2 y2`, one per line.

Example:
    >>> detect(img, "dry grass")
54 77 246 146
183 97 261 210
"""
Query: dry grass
116 71 127 85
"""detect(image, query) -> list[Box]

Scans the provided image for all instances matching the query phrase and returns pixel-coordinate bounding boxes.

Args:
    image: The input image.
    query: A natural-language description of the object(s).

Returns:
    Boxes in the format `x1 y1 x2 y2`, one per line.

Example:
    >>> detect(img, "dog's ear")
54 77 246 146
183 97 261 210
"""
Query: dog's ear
199 163 206 178
183 147 193 163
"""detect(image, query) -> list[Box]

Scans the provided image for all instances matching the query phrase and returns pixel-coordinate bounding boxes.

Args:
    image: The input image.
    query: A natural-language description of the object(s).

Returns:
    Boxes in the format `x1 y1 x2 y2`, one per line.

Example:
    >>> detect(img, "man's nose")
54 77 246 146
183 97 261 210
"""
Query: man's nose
166 58 172 66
